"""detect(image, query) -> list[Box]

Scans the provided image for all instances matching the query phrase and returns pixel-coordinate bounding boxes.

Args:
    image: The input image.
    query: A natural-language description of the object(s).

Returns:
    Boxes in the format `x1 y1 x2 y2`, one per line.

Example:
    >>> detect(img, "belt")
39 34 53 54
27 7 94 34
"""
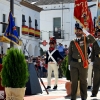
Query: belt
95 54 100 58
48 60 54 62
72 58 82 62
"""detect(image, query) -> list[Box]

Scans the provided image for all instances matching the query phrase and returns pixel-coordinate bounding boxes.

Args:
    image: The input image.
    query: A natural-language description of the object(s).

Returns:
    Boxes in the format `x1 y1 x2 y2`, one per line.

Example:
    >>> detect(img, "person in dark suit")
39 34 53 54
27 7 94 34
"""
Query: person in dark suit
91 29 100 97
68 26 95 100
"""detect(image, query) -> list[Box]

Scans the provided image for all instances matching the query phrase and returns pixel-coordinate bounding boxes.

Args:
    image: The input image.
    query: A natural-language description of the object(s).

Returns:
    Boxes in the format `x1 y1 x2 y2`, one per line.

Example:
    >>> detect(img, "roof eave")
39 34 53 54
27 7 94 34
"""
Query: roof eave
20 1 43 12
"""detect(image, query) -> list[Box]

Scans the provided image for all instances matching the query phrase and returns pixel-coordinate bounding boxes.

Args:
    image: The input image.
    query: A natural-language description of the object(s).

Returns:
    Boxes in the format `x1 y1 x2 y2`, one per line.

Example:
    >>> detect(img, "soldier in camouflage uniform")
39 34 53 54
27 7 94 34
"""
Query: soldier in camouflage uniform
91 29 100 97
68 26 95 100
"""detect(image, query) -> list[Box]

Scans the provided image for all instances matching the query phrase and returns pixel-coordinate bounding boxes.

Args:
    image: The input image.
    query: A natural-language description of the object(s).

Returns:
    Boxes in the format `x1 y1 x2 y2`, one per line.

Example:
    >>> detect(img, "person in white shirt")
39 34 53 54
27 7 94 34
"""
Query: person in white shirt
87 44 93 89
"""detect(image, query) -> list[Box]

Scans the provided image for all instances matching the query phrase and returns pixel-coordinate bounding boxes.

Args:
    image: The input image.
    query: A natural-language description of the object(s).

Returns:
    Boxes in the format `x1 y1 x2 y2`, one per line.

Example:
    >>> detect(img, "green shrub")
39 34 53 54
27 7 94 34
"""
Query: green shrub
1 48 29 88
60 56 71 80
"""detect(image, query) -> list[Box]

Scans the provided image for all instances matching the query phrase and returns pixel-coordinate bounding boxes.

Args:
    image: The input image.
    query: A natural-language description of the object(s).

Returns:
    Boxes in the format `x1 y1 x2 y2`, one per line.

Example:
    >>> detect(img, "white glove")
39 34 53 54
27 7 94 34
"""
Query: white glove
88 59 91 63
91 62 93 66
68 65 70 70
83 28 90 36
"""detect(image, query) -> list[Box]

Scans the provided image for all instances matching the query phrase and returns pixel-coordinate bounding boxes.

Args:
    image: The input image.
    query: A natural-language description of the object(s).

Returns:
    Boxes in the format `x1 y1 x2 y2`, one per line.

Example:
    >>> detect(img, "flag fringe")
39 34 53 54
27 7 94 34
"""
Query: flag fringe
3 36 21 46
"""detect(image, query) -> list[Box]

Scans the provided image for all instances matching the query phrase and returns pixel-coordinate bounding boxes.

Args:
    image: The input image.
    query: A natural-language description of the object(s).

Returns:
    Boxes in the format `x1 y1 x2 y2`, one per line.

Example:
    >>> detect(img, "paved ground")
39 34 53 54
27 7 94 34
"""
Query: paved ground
24 78 100 100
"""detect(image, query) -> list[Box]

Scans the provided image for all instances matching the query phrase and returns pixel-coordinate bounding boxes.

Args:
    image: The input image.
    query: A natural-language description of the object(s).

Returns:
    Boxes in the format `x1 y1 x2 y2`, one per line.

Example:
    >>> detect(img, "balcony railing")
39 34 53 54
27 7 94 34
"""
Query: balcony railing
49 30 64 39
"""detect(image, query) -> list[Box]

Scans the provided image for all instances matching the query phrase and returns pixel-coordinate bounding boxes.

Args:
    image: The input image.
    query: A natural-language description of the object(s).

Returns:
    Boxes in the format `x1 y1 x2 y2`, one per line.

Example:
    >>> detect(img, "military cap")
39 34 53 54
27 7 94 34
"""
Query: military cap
49 36 56 44
76 25 83 31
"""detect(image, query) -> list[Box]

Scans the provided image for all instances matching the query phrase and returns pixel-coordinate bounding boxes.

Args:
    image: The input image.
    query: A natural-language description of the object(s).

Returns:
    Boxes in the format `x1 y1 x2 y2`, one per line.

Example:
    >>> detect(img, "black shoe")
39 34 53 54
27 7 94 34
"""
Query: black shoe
91 94 96 97
81 99 86 100
53 85 57 89
46 86 51 89
87 86 91 89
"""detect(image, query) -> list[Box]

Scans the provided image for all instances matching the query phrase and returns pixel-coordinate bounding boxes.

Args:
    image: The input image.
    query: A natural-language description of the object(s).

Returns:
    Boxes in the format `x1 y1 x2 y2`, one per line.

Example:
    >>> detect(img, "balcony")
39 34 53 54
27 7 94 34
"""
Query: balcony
49 30 64 39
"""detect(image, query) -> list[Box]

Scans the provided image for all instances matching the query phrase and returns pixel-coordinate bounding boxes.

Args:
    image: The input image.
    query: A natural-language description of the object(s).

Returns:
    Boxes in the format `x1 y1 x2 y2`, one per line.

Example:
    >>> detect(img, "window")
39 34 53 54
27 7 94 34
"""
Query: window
53 17 61 39
22 15 26 26
35 19 38 29
29 16 32 27
2 14 7 33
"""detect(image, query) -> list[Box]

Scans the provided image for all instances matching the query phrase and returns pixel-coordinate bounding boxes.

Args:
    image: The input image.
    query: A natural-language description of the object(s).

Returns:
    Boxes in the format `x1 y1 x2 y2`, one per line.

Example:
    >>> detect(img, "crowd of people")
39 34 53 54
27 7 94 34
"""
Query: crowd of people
29 56 47 78
57 43 69 57
1 25 100 100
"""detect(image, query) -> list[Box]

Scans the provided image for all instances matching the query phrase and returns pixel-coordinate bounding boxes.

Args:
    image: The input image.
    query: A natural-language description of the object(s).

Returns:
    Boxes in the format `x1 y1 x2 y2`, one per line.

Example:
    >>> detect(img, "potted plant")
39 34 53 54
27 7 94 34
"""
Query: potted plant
60 56 80 96
60 56 71 96
1 48 29 100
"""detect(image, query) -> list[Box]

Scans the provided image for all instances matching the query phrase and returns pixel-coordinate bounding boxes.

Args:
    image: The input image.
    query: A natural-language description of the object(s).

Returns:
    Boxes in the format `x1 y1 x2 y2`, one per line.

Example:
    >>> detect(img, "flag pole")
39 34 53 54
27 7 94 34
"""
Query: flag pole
10 0 14 47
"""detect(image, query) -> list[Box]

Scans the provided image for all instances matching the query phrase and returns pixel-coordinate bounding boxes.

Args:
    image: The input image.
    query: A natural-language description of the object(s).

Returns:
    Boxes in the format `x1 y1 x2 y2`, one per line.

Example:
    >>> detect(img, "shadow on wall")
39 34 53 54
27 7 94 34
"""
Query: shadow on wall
3 43 9 54
34 46 38 57
28 44 33 56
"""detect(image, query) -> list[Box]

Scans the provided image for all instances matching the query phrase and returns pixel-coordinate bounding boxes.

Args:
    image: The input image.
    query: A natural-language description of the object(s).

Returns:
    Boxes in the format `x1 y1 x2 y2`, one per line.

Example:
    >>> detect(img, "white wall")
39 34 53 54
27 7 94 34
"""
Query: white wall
0 0 41 56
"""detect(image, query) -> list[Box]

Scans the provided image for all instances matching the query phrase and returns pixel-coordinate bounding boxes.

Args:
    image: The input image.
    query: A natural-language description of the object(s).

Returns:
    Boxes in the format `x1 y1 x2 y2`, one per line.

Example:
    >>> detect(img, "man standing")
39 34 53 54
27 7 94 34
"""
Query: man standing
91 29 100 97
45 37 63 90
64 45 68 57
68 26 95 100
57 43 64 57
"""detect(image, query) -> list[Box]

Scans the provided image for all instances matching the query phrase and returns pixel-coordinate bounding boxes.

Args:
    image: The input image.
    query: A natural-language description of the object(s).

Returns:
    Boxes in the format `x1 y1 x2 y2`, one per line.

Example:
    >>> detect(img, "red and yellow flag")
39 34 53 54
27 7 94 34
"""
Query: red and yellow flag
88 9 94 35
74 0 89 30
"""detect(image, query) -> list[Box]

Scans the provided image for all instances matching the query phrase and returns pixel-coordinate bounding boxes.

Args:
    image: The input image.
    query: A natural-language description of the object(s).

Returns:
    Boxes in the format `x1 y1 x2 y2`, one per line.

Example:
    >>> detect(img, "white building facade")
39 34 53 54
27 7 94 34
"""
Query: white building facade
38 1 97 51
0 0 42 57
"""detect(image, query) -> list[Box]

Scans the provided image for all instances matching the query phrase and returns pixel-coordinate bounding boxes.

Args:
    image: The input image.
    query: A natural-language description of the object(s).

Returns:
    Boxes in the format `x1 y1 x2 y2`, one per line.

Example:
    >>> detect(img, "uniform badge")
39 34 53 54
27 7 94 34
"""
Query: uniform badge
79 41 84 46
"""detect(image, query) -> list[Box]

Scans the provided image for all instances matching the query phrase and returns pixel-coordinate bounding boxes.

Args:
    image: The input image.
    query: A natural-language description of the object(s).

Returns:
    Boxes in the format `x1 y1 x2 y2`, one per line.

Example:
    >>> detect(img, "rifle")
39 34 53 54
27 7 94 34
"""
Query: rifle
34 66 49 95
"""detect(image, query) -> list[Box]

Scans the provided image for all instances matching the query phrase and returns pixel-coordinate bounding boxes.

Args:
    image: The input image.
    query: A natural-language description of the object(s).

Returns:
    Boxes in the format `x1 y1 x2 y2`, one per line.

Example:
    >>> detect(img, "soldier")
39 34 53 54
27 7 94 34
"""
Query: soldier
91 29 100 97
45 37 63 90
68 26 95 100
